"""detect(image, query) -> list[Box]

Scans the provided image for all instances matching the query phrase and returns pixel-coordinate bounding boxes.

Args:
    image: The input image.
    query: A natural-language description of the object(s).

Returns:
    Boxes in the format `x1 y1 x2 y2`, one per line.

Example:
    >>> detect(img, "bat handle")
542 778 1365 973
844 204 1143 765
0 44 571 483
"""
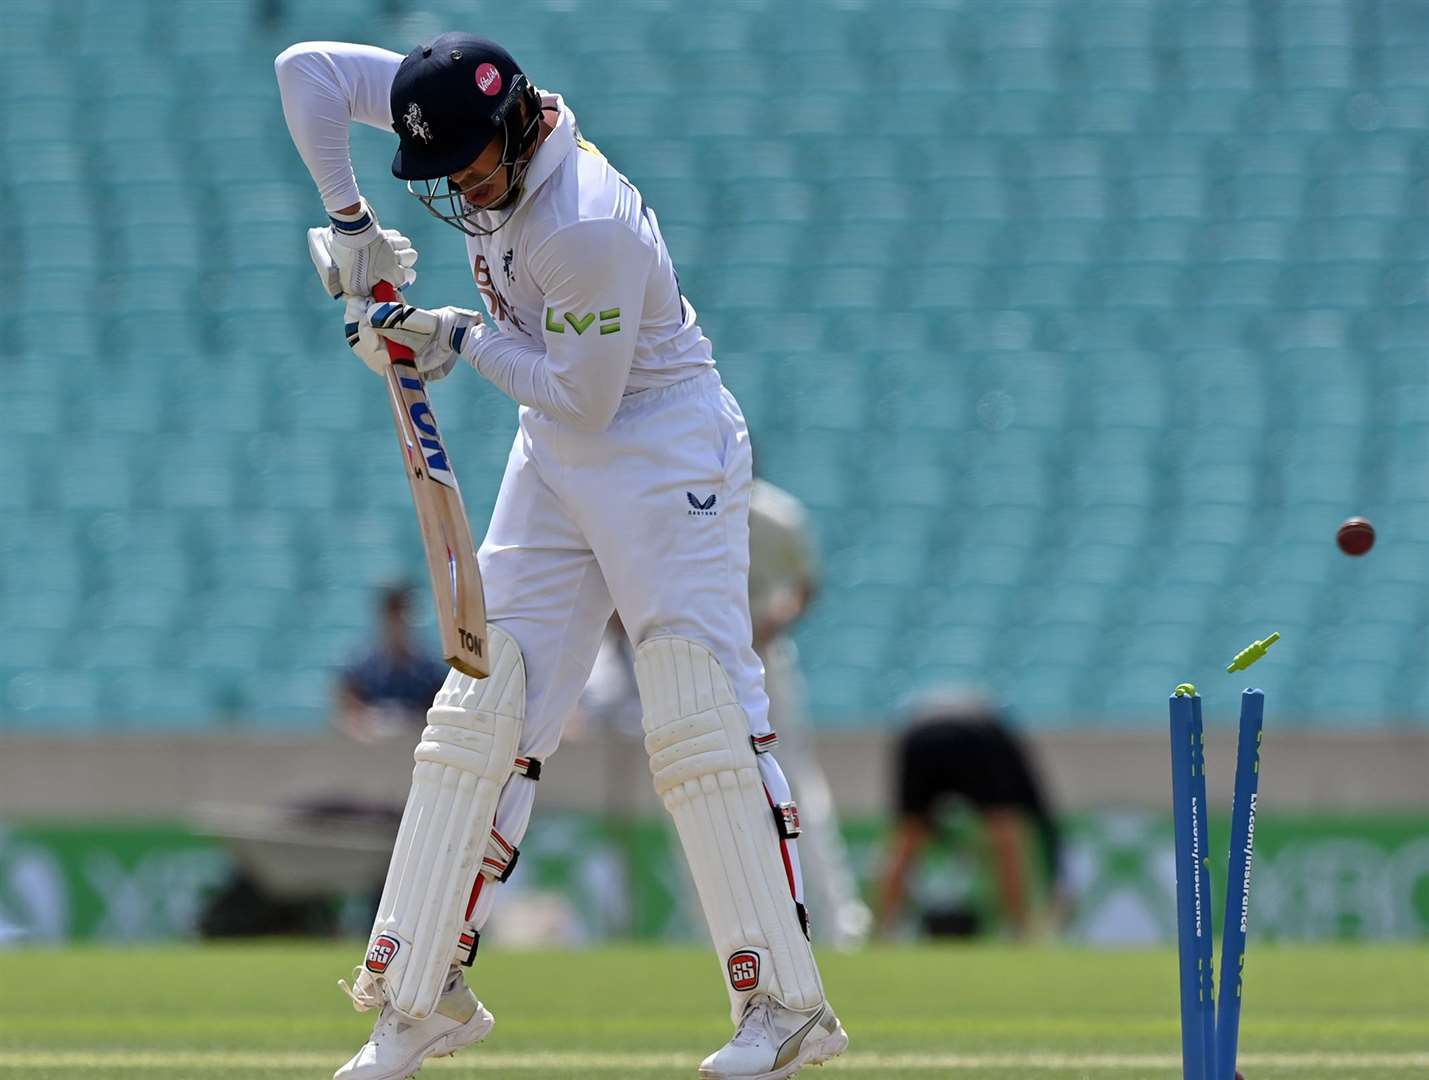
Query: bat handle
372 281 416 362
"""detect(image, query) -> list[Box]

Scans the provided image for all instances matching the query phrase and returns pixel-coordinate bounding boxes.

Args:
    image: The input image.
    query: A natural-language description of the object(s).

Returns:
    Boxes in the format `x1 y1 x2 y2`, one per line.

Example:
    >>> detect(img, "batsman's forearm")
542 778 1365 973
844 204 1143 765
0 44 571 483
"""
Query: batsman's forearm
467 331 626 433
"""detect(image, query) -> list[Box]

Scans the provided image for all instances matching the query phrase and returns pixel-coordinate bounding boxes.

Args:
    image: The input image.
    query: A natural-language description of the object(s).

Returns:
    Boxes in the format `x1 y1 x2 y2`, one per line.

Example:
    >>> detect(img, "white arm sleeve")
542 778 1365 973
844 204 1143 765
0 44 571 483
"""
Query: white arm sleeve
274 41 404 212
465 219 654 433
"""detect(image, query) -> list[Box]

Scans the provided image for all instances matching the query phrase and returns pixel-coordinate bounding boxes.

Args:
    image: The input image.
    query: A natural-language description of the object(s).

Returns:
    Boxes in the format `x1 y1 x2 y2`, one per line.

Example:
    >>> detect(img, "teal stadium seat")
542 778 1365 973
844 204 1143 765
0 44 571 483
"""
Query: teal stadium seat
1380 45 1429 90
106 668 223 726
1377 93 1429 137
1173 5 1254 49
1 578 80 634
0 627 65 673
1182 47 1258 93
1102 220 1195 264
0 7 47 56
308 587 374 637
70 0 156 56
84 628 166 681
168 0 255 57
3 670 105 726
175 627 275 678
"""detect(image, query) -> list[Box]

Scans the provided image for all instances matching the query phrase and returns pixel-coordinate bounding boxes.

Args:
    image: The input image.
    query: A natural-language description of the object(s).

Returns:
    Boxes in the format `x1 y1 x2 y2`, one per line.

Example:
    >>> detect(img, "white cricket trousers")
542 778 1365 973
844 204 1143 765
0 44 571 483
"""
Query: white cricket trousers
462 370 803 930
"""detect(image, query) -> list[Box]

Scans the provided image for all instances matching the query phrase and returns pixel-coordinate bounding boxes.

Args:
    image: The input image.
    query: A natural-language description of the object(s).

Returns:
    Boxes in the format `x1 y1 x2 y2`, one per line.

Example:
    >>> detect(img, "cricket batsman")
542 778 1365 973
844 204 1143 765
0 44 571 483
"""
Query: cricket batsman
276 34 848 1080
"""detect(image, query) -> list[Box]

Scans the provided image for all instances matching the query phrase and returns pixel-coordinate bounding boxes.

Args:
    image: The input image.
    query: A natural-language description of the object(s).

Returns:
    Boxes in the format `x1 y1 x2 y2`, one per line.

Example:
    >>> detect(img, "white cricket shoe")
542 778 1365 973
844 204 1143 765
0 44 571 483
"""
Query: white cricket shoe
698 996 848 1080
334 981 494 1080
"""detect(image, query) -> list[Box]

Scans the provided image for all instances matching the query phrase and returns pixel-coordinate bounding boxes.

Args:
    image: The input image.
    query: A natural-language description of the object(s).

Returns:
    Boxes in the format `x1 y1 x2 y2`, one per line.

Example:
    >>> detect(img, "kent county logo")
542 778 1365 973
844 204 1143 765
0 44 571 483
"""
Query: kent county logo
404 102 433 144
687 492 717 516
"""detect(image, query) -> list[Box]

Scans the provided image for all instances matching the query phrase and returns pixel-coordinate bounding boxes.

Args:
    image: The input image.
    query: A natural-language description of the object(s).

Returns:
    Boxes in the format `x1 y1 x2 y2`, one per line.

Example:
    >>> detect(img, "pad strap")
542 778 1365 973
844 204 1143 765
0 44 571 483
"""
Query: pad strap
480 827 520 883
751 731 780 753
457 928 480 967
772 800 802 840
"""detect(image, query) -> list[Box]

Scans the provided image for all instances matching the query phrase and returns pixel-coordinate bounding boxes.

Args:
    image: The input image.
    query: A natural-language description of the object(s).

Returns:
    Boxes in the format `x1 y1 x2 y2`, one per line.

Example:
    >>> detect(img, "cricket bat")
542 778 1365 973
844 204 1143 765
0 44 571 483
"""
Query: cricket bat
309 231 489 678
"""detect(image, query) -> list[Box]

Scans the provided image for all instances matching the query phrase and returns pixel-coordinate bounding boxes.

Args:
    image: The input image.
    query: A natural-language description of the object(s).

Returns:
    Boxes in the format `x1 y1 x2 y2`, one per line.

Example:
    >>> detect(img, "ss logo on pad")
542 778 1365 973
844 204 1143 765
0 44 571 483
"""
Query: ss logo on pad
365 934 401 974
727 950 760 991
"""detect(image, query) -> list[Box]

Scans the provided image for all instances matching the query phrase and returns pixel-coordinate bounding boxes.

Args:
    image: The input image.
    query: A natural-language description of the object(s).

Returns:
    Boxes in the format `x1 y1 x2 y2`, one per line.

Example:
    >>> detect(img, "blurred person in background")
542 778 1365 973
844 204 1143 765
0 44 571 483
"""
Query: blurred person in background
569 613 643 740
331 584 448 743
747 477 871 949
875 691 1067 940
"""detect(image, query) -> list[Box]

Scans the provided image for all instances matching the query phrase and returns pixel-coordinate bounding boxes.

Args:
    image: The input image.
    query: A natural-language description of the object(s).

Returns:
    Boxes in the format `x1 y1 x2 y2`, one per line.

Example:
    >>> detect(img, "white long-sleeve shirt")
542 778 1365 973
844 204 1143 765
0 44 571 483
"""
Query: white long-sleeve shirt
275 40 714 433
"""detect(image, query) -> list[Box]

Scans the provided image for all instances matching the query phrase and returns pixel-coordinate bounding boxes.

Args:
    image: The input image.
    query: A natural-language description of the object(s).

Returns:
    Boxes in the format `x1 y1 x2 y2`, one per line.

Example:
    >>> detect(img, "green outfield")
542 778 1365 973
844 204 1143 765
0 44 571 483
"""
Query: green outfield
1 943 1425 1079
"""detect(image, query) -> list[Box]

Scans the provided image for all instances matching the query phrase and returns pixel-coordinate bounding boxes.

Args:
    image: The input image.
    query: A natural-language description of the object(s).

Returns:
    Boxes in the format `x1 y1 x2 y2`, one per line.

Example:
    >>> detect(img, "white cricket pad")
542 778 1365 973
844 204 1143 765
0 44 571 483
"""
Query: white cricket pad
635 636 824 1022
349 625 526 1020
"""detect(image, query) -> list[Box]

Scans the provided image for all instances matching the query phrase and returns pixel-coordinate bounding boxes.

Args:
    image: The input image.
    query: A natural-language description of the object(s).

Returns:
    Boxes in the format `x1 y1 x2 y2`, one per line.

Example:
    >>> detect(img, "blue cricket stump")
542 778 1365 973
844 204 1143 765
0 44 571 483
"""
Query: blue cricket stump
1216 689 1264 1080
1169 689 1216 1080
1189 693 1217 1073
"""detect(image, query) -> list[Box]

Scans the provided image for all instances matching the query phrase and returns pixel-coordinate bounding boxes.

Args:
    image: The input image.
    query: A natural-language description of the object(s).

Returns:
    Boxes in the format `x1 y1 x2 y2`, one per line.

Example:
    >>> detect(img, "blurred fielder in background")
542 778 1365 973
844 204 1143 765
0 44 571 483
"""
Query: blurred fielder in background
745 476 871 950
876 692 1067 941
277 31 847 1080
331 584 448 743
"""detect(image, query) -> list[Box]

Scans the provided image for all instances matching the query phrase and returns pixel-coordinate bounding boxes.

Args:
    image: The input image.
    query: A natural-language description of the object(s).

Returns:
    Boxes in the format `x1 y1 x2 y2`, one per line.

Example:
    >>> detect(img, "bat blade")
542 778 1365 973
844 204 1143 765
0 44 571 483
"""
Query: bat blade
373 279 489 678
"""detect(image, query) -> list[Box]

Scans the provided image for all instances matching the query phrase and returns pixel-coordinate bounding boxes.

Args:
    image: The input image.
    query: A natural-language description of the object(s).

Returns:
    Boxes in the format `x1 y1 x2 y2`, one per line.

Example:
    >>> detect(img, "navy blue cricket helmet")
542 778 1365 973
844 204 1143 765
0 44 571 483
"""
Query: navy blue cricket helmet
390 33 544 234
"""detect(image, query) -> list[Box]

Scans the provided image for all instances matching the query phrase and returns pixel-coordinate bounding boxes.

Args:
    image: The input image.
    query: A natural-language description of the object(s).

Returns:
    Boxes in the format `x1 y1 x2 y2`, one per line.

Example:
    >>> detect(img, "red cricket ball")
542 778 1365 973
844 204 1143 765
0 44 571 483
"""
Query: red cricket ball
1337 517 1375 556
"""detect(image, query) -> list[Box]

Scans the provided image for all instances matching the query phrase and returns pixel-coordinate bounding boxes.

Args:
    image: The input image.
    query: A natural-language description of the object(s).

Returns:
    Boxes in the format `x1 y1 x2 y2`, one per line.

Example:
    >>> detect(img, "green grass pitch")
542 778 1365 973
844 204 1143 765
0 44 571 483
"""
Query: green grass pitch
1 943 1425 1078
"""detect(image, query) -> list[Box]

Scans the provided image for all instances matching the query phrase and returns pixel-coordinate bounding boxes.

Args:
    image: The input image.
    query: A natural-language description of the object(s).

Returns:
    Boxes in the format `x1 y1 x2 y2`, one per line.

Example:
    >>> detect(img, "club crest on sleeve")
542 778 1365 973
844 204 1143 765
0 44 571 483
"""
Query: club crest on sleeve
686 492 717 516
727 950 760 992
365 934 401 974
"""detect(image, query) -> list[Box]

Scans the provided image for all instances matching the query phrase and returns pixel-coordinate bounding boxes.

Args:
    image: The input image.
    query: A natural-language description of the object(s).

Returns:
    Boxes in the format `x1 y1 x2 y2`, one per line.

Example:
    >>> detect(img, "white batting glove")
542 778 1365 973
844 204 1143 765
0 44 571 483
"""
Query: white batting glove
365 301 486 382
315 198 418 299
343 297 391 375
